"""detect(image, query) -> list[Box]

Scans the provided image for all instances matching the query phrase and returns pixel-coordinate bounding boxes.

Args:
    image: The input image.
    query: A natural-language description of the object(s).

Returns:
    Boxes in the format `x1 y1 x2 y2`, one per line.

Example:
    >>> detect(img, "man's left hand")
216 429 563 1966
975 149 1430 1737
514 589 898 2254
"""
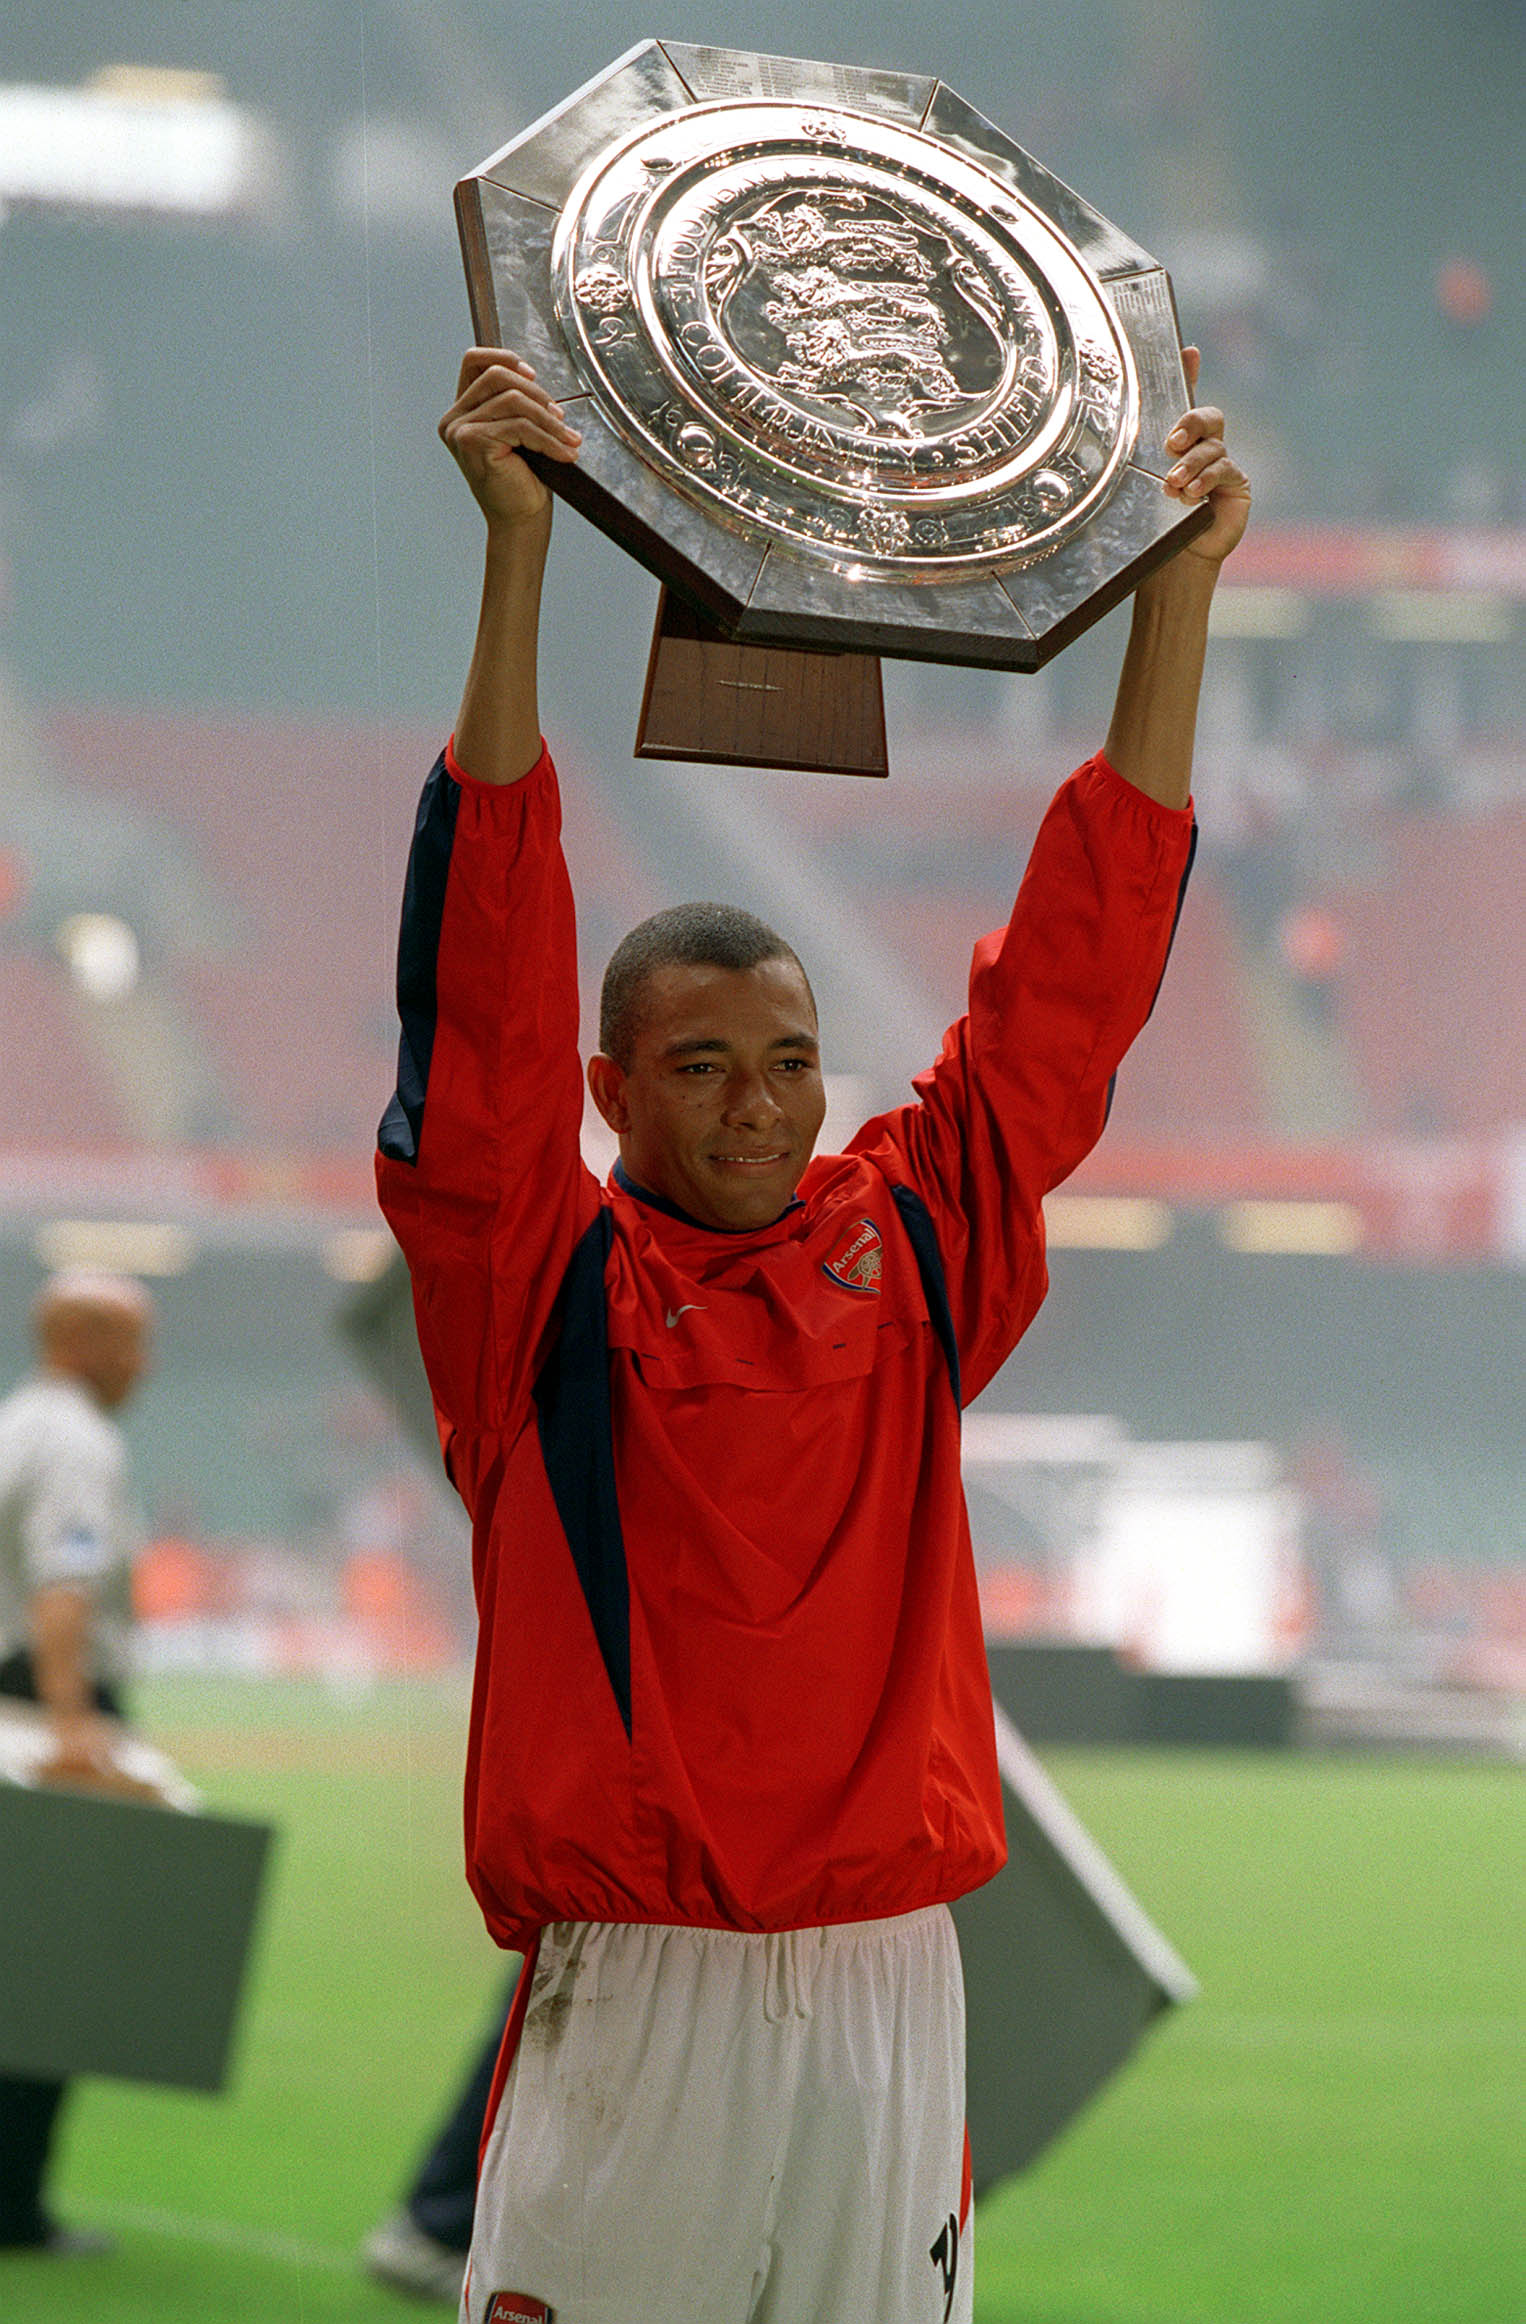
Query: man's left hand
1163 346 1251 567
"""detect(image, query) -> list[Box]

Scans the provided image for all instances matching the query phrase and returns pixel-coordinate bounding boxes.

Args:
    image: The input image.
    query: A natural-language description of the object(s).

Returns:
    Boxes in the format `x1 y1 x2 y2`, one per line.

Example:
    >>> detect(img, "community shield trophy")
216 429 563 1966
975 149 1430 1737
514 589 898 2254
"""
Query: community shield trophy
455 41 1210 776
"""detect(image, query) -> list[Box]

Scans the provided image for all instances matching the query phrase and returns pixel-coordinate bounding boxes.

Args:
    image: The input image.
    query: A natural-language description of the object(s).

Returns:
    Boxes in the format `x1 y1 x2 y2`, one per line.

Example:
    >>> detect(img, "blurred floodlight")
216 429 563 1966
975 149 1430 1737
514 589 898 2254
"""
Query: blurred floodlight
90 66 225 102
56 912 140 1001
34 1220 197 1276
1218 1200 1364 1256
323 1229 394 1285
1209 588 1313 639
0 71 275 221
1043 1195 1174 1250
1369 590 1514 645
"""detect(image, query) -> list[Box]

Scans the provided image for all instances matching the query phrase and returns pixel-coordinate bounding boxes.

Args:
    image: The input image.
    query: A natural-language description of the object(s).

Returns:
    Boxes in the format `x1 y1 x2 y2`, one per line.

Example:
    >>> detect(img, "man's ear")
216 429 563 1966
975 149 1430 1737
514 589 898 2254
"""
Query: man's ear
587 1052 629 1134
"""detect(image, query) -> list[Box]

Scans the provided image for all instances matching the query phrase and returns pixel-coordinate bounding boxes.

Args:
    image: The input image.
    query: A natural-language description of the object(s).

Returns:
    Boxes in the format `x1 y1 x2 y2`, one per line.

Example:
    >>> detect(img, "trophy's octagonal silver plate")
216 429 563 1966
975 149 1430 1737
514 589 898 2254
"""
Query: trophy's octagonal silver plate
458 41 1208 668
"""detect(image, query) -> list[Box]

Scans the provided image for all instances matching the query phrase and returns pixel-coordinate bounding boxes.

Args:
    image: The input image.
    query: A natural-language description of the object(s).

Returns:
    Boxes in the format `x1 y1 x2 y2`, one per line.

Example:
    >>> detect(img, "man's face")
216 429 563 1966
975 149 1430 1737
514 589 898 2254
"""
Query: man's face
589 957 827 1232
60 1307 151 1411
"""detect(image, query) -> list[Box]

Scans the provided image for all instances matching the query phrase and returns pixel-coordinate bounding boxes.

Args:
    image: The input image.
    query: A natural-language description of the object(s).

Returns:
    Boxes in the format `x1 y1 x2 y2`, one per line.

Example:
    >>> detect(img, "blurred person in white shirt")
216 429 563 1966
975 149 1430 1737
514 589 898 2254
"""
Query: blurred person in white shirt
0 1270 152 2258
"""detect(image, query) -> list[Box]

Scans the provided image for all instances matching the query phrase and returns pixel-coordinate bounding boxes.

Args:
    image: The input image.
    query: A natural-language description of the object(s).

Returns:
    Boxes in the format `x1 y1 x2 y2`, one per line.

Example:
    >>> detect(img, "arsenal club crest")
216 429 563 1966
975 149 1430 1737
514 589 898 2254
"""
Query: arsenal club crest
823 1217 884 1293
486 2295 555 2324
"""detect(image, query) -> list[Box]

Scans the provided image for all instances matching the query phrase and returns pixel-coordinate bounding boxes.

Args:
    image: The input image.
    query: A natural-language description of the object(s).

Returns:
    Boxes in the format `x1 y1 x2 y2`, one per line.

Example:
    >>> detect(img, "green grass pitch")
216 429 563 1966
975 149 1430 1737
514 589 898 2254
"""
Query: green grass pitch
12 1679 1519 2322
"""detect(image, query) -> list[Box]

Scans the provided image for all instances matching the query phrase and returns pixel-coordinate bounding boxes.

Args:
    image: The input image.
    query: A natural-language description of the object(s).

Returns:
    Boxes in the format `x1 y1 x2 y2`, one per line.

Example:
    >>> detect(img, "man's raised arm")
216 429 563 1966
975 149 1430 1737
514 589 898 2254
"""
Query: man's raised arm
375 352 595 1444
1104 347 1252 809
438 348 582 785
851 357 1249 1399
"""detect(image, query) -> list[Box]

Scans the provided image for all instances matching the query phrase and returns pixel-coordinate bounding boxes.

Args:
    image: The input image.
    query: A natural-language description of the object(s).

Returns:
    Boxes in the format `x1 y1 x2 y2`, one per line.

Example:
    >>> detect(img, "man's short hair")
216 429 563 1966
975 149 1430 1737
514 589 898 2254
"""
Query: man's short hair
599 903 813 1068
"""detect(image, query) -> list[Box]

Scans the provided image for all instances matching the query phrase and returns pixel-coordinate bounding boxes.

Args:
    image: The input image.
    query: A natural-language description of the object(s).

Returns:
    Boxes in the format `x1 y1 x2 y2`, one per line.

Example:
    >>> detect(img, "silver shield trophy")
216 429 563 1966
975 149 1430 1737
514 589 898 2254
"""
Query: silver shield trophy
456 41 1210 776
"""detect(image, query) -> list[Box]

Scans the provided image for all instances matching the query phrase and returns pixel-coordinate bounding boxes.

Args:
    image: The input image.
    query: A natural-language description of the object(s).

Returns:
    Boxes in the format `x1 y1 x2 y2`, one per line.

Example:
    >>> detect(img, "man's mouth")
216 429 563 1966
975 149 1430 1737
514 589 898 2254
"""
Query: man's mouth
710 1150 788 1168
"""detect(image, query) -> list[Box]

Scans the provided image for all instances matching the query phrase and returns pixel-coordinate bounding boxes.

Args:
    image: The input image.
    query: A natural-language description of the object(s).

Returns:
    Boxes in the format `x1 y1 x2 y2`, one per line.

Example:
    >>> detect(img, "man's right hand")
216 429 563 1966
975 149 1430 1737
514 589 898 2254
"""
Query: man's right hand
439 348 582 530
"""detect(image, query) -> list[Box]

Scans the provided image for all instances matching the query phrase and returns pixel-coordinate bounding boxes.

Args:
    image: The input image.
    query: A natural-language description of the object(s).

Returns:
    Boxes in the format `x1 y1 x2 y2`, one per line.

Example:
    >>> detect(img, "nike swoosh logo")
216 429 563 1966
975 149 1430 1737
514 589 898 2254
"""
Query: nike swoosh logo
665 1305 706 1328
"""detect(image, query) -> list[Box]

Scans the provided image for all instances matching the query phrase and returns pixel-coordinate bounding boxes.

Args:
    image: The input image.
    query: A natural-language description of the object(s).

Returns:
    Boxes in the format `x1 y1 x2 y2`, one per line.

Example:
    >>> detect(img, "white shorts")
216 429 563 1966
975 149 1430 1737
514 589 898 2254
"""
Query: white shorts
465 1907 973 2324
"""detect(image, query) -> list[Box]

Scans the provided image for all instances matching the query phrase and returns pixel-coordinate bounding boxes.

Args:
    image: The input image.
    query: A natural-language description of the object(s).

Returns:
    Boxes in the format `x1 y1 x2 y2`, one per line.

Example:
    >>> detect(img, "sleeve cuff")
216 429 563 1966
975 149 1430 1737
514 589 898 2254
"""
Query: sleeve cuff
444 734 553 792
1089 748 1194 825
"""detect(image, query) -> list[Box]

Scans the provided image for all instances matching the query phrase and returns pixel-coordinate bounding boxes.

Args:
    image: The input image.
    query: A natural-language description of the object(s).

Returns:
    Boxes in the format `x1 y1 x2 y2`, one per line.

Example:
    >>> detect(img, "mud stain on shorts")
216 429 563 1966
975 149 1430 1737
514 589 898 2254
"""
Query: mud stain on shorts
524 1940 584 2050
525 1987 576 2048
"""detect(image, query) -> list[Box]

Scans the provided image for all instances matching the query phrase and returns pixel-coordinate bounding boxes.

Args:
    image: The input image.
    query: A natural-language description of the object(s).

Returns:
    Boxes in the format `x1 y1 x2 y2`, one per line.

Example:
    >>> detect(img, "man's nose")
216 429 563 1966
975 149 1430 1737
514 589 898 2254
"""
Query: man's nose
721 1067 779 1126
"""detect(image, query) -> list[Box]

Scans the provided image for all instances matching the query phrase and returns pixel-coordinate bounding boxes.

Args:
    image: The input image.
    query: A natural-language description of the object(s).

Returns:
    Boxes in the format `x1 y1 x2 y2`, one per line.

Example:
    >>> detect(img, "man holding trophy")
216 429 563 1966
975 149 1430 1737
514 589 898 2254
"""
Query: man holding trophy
376 322 1246 2324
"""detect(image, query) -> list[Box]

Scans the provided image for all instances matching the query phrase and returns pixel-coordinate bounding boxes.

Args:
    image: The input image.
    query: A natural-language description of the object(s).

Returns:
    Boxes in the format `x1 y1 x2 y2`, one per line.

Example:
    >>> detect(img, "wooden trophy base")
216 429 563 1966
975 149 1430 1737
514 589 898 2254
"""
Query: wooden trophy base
635 589 888 778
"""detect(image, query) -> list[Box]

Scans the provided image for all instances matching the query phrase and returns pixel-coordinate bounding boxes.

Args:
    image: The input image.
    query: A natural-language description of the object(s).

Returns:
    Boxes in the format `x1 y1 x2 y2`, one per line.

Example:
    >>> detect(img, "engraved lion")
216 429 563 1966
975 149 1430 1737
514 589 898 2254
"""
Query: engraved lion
705 189 1007 440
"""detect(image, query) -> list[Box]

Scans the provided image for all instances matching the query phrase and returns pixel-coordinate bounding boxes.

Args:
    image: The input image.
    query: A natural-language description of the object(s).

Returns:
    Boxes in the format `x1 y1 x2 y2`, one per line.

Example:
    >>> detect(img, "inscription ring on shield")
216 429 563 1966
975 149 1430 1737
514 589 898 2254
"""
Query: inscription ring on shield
555 102 1137 578
456 42 1210 775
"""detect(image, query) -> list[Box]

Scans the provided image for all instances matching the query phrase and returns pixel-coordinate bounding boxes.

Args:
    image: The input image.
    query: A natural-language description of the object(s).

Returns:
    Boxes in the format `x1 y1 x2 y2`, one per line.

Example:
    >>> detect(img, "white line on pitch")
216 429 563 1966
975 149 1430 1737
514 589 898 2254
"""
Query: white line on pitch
83 2201 356 2273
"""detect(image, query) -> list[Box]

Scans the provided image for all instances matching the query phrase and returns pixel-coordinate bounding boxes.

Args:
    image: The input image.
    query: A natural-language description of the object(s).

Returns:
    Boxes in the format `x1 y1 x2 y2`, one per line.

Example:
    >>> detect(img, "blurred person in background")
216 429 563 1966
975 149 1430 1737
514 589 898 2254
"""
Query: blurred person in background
0 1270 152 2258
376 346 1248 2324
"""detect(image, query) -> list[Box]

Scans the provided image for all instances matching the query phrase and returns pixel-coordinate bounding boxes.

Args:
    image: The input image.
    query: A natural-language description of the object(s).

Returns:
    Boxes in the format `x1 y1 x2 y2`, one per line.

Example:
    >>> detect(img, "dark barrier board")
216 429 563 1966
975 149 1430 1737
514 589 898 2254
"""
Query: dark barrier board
1135 1670 1297 1748
0 1783 274 2090
986 1639 1138 1744
989 1639 1298 1748
953 1705 1195 2192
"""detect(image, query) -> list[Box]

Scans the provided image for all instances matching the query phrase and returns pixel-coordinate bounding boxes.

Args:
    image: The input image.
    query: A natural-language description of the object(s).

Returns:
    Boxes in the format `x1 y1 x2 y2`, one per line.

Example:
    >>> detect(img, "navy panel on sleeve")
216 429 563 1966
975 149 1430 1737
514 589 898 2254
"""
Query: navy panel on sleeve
1145 819 1198 1023
379 753 461 1165
891 1184 962 1411
533 1208 633 1737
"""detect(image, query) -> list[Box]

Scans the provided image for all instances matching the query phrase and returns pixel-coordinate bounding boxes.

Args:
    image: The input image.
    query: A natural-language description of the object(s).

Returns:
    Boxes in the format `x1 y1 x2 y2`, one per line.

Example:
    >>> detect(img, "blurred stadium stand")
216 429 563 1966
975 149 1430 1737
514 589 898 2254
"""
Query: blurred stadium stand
1331 806 1526 1136
0 952 123 1141
0 4 1520 1707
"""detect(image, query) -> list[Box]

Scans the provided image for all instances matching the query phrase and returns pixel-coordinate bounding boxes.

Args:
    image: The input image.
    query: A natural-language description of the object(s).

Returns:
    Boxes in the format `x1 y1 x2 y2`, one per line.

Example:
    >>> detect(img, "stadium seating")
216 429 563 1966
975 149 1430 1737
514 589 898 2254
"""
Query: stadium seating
37 706 654 1155
7 705 1516 1159
1330 804 1526 1134
0 952 126 1142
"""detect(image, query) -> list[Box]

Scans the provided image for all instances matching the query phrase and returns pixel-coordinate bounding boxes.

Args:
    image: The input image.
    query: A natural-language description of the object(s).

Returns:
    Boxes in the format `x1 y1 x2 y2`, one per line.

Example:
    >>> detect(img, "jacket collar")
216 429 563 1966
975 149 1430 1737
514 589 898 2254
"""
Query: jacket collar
611 1158 804 1238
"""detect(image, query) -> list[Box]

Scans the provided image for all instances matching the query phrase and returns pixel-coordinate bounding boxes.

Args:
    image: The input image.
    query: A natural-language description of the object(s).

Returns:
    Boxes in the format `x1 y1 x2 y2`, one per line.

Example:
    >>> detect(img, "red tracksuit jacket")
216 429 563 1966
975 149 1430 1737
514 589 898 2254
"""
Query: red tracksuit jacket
377 739 1194 1951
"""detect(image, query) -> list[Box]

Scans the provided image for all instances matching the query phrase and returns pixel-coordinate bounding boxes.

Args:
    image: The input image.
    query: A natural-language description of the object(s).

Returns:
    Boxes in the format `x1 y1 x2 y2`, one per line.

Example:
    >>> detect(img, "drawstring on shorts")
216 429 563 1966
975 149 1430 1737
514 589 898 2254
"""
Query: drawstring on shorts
762 1925 825 2024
